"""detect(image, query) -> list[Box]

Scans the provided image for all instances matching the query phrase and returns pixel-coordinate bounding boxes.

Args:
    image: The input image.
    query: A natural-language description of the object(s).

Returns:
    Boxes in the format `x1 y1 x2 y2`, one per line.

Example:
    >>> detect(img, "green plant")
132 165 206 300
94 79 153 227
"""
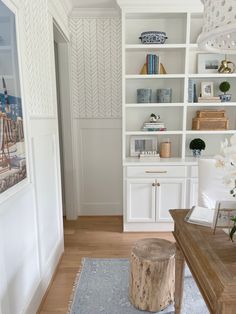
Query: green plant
219 81 231 94
189 138 206 151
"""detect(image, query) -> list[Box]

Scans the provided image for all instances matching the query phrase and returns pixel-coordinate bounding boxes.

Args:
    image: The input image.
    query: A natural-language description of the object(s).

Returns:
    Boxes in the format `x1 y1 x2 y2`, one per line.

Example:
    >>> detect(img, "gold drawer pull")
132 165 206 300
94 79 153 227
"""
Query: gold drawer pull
145 170 167 174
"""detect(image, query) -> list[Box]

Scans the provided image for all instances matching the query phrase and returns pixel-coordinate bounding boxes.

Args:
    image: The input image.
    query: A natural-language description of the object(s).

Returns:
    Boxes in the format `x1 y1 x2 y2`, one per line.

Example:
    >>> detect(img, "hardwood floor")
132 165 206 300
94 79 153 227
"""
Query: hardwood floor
38 216 174 313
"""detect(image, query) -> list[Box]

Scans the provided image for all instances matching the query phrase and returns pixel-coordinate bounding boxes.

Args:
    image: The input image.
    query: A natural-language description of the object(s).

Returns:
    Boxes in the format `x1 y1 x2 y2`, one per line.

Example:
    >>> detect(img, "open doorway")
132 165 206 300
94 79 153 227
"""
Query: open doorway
53 22 77 220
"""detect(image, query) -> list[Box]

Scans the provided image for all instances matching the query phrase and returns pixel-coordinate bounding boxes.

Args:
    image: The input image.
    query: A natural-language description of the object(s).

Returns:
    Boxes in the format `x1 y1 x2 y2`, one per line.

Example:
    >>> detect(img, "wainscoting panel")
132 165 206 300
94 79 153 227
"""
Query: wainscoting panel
74 119 122 215
31 132 61 268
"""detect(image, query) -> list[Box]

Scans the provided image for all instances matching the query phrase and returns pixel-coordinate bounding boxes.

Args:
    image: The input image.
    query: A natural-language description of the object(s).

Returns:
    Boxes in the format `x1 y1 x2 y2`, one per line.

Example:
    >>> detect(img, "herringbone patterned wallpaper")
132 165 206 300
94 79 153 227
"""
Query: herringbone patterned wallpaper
23 0 55 117
70 17 122 119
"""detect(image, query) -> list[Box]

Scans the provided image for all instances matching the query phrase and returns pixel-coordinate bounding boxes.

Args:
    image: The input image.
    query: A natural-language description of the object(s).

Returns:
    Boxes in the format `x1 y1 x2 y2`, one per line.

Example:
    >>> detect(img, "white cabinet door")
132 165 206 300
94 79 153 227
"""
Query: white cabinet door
189 178 198 208
126 179 156 222
156 179 186 222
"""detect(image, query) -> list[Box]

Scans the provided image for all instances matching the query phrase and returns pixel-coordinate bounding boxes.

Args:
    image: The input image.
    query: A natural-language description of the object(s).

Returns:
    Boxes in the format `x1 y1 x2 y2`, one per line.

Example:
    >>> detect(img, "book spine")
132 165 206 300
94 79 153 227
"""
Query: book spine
146 54 149 74
193 83 198 103
156 55 159 74
188 79 194 103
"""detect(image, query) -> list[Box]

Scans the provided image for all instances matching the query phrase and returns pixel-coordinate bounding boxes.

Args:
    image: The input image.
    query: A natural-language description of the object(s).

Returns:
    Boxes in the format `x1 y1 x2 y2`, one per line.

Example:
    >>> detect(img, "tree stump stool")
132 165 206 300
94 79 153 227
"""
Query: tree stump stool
129 238 175 312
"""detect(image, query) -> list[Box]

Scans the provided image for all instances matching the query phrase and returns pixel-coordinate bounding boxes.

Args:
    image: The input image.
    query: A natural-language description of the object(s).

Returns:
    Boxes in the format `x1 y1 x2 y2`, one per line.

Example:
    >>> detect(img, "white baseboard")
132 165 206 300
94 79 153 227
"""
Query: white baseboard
123 222 174 232
24 239 64 314
79 202 122 215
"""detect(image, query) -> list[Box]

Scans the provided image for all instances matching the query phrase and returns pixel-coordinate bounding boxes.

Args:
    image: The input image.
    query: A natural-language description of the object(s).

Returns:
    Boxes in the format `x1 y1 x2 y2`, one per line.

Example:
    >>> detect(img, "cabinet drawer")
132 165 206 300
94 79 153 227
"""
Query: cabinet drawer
190 166 198 178
127 166 187 178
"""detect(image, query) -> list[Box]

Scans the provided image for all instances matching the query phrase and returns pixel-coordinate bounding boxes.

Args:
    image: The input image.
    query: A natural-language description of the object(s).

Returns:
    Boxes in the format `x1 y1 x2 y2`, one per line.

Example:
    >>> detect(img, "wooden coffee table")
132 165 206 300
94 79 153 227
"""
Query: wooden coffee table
170 209 236 314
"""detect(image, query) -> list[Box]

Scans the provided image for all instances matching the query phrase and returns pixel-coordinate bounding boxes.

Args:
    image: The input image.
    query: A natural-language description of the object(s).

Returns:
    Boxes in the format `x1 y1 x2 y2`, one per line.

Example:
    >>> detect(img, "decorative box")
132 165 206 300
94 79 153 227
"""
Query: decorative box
196 110 226 118
139 31 168 44
192 117 228 130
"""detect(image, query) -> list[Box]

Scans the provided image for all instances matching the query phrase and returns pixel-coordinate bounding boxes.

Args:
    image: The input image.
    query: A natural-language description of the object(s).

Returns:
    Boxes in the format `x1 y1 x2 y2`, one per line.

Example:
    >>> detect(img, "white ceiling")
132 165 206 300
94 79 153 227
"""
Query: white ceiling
70 0 118 8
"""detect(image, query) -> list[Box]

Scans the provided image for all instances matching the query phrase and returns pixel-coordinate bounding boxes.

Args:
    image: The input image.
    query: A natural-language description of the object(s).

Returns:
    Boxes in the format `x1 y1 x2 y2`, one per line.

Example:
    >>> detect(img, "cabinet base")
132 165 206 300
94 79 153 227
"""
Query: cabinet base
123 222 174 232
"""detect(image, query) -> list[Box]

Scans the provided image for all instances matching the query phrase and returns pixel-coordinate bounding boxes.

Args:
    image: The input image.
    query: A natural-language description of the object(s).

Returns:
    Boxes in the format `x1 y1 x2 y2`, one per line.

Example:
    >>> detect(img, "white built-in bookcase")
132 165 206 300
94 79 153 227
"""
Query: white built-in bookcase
122 9 236 160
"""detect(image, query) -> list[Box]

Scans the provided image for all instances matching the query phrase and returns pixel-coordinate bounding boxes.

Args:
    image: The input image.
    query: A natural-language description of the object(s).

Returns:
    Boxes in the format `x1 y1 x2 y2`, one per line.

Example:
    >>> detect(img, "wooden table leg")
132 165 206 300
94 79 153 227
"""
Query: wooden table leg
175 243 185 314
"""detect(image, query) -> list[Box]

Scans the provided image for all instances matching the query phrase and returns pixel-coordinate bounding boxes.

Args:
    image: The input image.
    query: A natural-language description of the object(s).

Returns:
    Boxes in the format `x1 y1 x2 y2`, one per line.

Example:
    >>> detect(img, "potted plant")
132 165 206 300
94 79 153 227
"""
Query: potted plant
189 138 206 157
219 81 231 102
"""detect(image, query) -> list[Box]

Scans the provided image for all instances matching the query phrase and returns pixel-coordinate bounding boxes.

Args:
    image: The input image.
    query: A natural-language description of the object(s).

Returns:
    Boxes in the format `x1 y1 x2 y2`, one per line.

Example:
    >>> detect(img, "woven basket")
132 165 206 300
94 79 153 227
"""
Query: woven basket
192 117 228 130
196 110 226 119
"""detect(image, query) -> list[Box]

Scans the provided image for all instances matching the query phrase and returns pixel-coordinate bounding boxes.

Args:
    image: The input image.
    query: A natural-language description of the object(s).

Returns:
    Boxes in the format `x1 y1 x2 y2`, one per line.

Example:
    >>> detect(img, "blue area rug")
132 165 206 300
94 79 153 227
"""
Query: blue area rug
69 258 209 314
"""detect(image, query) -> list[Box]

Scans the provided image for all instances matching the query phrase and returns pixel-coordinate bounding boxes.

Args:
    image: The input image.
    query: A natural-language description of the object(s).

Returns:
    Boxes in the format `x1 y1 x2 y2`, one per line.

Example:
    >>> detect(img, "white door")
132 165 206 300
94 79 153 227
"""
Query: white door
126 179 156 222
156 179 186 222
189 178 198 208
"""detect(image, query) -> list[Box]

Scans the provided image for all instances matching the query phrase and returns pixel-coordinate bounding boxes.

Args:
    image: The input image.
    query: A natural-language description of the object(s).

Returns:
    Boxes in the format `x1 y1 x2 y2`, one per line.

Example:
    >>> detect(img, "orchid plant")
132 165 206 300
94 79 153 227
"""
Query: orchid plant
215 133 236 240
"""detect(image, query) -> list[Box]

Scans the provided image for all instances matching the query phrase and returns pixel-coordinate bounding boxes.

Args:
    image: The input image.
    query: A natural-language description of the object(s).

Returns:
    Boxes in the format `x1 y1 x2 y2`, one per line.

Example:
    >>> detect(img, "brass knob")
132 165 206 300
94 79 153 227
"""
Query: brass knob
157 182 160 187
152 183 156 186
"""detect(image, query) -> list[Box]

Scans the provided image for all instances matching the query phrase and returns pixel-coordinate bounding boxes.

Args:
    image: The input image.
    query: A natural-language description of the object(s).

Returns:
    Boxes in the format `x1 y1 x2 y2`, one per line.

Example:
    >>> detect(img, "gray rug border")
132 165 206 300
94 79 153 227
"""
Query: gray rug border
68 258 131 314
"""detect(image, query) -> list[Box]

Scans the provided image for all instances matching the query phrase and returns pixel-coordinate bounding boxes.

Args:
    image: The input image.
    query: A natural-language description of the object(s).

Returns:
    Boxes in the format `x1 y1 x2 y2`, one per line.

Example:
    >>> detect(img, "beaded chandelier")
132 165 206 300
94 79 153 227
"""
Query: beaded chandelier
197 0 236 54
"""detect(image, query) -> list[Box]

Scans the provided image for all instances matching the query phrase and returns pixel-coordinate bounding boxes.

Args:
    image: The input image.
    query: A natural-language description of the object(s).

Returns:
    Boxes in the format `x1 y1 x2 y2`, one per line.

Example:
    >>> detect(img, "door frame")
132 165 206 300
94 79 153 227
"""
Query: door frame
53 21 77 219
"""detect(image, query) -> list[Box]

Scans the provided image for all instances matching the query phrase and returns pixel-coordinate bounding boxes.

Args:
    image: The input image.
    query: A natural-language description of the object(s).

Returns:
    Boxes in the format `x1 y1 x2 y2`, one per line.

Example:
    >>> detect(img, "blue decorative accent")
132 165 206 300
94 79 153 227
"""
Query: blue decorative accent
139 31 168 44
137 88 152 103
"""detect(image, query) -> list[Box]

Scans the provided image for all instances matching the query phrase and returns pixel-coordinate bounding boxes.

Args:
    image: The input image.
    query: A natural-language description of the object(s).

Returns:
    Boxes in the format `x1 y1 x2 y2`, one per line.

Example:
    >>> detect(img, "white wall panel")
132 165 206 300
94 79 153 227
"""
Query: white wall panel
32 133 61 268
0 188 39 314
74 119 123 215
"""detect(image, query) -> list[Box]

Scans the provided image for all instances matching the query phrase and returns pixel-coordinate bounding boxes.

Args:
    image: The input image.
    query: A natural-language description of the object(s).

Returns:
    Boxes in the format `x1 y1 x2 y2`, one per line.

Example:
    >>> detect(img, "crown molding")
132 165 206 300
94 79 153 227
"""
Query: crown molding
70 7 120 17
116 0 203 11
60 0 73 14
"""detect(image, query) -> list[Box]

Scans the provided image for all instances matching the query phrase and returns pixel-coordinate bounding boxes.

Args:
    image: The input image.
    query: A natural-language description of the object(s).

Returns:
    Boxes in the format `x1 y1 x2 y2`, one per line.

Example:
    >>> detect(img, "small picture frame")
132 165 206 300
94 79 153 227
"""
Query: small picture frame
197 53 224 74
213 201 236 234
201 81 214 98
130 136 157 157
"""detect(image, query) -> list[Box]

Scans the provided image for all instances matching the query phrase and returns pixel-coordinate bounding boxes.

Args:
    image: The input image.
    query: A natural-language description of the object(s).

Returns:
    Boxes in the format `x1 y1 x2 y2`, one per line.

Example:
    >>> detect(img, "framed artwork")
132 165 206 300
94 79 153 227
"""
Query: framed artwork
197 53 224 74
201 81 214 97
130 136 157 157
0 1 27 194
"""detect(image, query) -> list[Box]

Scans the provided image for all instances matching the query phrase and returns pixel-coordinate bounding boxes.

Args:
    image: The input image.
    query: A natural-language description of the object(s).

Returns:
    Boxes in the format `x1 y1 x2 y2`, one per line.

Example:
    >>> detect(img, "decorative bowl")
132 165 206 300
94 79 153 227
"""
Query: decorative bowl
139 31 168 44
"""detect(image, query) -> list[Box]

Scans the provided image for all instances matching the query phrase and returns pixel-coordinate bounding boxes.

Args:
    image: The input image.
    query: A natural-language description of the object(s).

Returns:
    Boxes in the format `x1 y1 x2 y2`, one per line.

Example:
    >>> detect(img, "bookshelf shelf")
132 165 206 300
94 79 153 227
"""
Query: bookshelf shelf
125 103 185 108
125 74 185 79
125 44 187 50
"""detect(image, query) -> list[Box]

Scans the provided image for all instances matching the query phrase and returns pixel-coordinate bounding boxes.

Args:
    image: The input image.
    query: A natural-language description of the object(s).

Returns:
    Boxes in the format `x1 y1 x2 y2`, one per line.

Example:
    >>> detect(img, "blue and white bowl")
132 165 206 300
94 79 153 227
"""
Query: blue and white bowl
139 31 168 44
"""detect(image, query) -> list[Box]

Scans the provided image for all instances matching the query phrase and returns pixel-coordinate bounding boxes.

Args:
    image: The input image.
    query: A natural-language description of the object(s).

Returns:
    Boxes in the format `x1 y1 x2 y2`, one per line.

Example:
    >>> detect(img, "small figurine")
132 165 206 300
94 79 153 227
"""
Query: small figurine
149 113 160 123
218 59 235 74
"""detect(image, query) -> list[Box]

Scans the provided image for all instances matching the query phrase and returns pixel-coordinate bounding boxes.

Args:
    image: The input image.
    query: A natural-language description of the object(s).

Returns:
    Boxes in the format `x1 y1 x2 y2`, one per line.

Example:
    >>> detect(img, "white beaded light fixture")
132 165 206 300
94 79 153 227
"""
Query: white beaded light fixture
197 0 236 54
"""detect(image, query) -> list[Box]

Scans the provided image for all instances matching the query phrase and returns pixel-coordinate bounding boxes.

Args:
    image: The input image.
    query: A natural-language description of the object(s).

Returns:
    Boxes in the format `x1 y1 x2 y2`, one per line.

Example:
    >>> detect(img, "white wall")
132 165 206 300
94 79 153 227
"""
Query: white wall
69 13 123 215
0 0 70 313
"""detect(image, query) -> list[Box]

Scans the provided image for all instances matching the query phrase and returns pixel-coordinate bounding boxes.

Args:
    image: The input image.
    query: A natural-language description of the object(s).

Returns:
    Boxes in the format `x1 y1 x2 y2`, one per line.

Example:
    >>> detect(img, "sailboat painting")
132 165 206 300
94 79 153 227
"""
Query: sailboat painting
0 78 26 193
0 1 27 194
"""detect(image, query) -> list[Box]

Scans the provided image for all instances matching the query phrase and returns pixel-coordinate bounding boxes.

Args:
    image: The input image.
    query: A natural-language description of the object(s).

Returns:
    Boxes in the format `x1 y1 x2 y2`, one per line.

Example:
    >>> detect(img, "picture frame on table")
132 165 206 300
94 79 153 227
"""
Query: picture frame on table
201 81 214 98
130 136 157 157
197 53 224 74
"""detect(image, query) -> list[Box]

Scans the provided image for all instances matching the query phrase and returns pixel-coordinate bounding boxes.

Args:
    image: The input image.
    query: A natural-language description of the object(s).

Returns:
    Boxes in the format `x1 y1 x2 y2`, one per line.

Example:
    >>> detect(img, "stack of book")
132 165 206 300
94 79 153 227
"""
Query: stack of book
142 121 166 131
198 96 221 103
146 54 159 74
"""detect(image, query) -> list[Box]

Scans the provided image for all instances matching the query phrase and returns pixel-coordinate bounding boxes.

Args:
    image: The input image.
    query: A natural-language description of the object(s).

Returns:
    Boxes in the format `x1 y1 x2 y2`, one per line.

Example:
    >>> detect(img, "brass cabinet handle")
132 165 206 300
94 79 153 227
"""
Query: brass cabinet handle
157 182 160 187
152 183 156 186
145 170 167 174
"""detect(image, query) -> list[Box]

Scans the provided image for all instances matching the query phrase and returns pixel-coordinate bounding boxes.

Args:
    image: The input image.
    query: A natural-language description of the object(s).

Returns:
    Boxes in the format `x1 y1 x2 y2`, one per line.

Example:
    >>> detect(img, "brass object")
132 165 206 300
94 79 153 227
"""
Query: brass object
152 183 156 186
218 59 235 73
159 63 167 74
140 63 148 74
157 182 160 187
145 170 167 174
